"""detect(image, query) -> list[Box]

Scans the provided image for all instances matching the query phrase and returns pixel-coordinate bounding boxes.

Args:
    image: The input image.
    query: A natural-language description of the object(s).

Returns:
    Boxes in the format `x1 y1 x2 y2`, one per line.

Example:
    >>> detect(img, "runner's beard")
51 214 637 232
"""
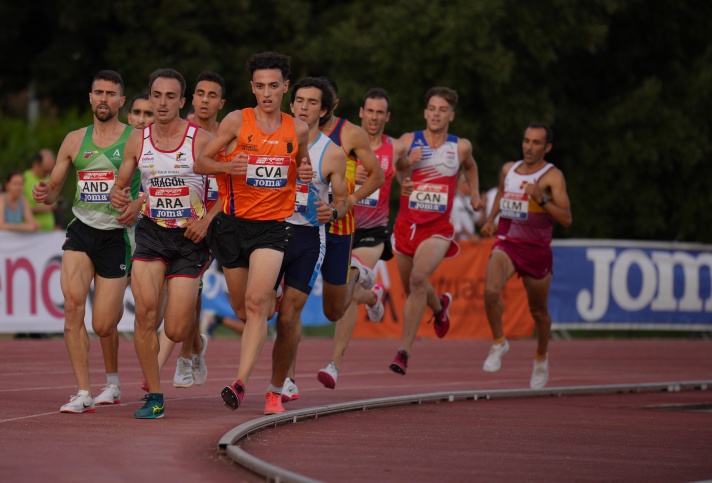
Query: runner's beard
94 107 116 123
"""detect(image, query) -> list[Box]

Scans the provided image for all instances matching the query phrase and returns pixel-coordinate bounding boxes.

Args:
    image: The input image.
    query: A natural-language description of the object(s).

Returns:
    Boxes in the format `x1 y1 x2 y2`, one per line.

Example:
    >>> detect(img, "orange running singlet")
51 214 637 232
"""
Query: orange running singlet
217 108 299 221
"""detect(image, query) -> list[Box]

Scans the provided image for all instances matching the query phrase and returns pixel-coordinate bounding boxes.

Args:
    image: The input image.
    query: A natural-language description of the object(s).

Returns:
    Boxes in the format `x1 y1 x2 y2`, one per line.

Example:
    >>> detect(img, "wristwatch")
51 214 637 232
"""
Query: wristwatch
331 207 339 221
538 196 548 207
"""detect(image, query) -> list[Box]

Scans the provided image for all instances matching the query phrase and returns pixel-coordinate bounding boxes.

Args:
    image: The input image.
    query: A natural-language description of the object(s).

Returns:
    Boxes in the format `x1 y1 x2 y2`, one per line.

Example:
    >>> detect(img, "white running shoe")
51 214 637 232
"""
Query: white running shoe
281 377 300 403
192 334 208 386
350 256 375 290
483 340 510 373
60 391 95 413
317 362 338 389
94 384 121 405
366 284 385 322
173 356 194 388
530 358 549 389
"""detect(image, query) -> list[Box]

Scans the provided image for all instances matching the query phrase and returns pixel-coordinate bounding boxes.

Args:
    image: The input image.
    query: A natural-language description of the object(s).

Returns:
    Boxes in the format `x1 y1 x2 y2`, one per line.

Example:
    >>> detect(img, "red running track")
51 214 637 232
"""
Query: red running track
0 337 710 482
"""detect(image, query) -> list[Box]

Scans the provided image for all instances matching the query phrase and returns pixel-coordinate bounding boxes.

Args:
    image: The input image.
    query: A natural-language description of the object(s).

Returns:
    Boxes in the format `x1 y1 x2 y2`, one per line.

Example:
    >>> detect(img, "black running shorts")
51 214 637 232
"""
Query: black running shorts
132 217 209 278
352 225 394 261
207 212 293 269
62 218 131 279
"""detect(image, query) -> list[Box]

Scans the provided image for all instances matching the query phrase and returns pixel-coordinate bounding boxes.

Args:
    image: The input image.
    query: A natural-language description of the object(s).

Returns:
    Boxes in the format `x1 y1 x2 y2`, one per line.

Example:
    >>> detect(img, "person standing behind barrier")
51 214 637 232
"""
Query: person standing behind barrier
33 70 141 413
194 51 313 412
389 86 483 376
0 171 40 231
24 149 58 230
110 68 212 419
480 123 572 389
317 87 407 389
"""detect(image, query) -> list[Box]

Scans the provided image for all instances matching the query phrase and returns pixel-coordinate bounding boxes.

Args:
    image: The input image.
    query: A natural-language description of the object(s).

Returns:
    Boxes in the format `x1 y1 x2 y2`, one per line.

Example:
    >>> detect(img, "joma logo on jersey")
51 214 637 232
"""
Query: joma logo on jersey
176 152 185 160
83 151 99 159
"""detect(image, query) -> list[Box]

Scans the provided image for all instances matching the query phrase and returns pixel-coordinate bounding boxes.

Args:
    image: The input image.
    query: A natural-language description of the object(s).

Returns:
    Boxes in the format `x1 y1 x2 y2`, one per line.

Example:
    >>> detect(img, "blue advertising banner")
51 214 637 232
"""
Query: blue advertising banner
550 240 712 330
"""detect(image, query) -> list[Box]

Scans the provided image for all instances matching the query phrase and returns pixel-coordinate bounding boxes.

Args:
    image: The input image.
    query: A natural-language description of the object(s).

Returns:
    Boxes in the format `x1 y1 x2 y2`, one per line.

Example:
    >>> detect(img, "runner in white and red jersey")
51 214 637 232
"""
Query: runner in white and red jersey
317 88 408 390
388 86 483 376
148 72 228 394
480 123 572 389
110 68 213 419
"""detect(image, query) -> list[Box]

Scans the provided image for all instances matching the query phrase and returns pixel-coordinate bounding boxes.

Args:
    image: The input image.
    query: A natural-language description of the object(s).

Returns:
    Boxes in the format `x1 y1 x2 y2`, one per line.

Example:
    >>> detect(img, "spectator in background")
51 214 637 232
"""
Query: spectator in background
0 171 40 232
24 149 58 230
451 173 485 243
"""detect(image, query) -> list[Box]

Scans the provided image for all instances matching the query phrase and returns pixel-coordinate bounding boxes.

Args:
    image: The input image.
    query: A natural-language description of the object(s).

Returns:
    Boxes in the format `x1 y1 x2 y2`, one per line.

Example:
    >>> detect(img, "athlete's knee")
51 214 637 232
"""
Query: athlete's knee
529 305 550 324
408 270 429 293
93 323 116 338
484 285 502 307
164 325 188 343
323 303 345 323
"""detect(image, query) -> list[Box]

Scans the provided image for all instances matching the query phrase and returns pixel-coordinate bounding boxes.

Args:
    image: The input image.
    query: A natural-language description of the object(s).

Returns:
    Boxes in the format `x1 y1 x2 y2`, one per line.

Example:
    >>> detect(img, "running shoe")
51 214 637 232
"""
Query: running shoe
173 356 194 388
134 393 165 419
281 377 300 403
350 256 375 290
140 379 149 393
264 391 285 415
221 380 245 410
317 362 338 389
389 350 409 375
60 391 95 414
192 334 208 386
94 384 121 405
366 284 385 322
530 358 549 389
433 292 453 338
482 340 510 373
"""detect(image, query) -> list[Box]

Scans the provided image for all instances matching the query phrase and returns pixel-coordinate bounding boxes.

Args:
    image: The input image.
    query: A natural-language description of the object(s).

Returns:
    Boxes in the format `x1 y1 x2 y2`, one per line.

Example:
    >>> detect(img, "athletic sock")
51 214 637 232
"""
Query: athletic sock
267 384 282 395
106 373 120 386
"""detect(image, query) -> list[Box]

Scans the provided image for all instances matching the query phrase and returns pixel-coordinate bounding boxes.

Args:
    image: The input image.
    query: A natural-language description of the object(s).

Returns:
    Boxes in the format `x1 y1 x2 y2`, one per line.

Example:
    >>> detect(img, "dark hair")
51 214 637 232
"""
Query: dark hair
424 86 458 109
148 68 187 98
246 52 291 80
93 70 125 95
5 170 23 184
129 92 150 110
195 71 226 99
363 87 390 110
526 123 554 144
290 77 336 115
32 151 43 165
319 77 339 96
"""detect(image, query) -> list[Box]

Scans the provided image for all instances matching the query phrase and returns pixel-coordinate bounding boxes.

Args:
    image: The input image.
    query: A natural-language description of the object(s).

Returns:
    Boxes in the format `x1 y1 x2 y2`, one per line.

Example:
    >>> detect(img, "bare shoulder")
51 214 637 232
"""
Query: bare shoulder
390 135 408 157
457 137 473 156
343 120 369 146
398 131 415 146
221 109 244 132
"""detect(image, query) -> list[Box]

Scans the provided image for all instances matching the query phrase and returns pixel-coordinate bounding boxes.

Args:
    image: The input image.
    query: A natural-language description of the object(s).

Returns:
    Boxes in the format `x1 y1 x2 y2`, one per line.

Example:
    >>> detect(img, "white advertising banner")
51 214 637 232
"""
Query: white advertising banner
0 231 136 333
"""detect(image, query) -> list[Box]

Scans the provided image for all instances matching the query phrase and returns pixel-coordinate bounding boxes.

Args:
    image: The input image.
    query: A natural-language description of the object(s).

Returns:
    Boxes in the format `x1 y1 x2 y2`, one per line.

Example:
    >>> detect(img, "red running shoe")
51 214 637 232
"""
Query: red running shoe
433 292 453 338
264 391 285 415
389 350 409 375
221 379 245 410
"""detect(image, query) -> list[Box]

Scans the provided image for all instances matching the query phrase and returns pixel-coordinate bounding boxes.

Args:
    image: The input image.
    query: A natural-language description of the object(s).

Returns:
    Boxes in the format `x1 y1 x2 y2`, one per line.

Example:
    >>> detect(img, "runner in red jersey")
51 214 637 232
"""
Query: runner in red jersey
388 87 483 376
317 88 408 390
480 123 572 389
195 52 312 413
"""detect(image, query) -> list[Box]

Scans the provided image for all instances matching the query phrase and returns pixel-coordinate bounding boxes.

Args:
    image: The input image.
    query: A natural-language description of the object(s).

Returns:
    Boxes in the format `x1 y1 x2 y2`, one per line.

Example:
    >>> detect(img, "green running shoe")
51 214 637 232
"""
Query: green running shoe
134 393 165 419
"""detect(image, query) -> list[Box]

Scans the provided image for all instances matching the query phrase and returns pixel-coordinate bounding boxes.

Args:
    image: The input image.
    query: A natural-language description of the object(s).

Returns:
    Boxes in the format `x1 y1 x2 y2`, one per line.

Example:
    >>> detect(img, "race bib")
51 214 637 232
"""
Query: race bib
355 184 379 208
408 183 448 212
207 176 219 201
149 186 191 219
78 171 115 203
499 192 529 220
246 154 290 188
294 182 309 213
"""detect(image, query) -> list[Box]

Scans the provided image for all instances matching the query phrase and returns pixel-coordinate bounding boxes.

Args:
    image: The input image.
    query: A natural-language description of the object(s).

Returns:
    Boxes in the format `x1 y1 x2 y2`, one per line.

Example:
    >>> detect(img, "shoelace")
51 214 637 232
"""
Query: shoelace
178 358 192 373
